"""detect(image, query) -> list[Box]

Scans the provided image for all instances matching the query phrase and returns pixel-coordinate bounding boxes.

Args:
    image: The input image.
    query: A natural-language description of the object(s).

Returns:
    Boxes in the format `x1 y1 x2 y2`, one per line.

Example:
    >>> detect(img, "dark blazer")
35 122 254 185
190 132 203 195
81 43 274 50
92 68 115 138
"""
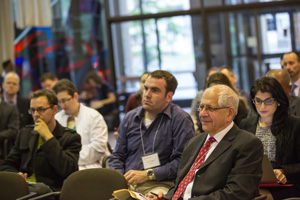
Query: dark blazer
0 100 18 141
0 121 81 191
289 95 300 117
166 124 263 200
239 115 300 189
16 96 34 129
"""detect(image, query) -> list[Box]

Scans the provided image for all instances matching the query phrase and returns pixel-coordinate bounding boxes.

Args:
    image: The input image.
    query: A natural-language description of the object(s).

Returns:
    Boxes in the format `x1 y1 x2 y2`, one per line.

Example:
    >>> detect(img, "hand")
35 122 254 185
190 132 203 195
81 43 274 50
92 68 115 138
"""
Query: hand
124 170 148 185
113 131 118 140
34 119 53 141
274 169 287 184
145 192 166 200
18 172 28 180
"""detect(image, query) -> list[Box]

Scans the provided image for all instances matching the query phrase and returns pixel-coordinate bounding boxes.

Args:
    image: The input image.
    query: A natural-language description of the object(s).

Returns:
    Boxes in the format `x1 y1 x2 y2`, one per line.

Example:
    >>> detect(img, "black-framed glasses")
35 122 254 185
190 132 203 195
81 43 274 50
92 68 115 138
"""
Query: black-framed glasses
58 97 72 105
252 97 275 106
198 105 230 112
28 106 53 114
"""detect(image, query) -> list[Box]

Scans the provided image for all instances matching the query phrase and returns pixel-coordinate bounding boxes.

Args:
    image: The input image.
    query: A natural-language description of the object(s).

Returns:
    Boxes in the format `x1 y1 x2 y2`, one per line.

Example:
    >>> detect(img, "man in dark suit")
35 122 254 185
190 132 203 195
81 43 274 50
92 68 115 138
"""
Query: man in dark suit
282 52 300 96
148 85 264 200
266 69 300 116
2 71 33 128
0 85 18 161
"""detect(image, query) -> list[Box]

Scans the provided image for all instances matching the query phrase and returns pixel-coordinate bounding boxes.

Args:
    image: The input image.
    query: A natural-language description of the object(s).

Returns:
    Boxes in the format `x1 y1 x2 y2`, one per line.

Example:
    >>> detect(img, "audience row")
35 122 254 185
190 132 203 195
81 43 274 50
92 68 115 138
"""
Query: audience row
0 51 299 200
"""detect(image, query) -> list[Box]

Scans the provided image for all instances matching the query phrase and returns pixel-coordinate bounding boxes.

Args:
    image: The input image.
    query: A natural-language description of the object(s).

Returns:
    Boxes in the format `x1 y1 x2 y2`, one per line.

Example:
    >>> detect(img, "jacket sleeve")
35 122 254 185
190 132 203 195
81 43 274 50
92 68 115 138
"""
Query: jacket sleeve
39 131 81 179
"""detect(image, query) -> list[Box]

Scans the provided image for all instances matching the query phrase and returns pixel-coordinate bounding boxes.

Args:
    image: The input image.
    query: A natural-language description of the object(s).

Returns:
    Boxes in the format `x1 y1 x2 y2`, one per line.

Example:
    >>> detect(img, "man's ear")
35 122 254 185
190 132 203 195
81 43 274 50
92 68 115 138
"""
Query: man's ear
166 92 174 103
228 107 235 118
74 92 79 101
53 105 59 114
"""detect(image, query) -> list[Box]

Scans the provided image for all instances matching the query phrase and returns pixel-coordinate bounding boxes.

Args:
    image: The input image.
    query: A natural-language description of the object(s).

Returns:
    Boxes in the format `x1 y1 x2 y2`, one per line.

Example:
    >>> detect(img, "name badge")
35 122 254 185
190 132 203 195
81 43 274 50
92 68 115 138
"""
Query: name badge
142 153 160 169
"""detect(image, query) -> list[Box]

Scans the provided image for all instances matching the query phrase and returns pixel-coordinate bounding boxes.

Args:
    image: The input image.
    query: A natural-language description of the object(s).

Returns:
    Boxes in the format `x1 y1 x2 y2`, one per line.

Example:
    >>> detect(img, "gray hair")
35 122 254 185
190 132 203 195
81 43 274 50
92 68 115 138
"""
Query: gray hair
203 84 239 116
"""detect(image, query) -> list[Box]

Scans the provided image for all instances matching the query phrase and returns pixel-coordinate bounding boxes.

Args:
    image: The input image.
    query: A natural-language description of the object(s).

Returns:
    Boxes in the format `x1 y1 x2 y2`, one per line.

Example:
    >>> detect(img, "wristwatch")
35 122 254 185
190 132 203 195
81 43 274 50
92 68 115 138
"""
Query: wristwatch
147 169 154 180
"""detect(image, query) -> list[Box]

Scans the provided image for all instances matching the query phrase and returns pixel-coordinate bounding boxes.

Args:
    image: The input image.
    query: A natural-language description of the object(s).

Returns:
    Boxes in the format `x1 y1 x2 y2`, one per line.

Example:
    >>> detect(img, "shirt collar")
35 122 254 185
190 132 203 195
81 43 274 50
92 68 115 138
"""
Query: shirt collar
293 79 300 89
4 94 17 105
208 121 234 143
135 103 173 120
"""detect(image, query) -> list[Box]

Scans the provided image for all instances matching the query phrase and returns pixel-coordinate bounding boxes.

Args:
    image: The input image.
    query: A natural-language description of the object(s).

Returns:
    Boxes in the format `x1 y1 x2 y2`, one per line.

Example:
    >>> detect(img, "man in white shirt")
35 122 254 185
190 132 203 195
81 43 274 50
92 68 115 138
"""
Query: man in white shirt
53 79 110 170
282 51 300 96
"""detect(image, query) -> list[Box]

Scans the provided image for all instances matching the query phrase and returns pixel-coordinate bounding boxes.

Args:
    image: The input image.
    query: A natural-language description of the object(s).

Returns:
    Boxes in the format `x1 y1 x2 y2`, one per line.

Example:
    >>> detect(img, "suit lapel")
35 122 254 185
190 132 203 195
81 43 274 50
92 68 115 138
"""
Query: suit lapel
178 134 207 182
199 125 238 170
28 133 38 152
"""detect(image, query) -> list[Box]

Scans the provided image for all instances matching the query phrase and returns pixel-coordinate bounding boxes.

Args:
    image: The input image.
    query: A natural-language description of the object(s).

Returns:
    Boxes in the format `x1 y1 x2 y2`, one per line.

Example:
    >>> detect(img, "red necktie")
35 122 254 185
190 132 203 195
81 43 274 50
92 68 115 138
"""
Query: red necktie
172 137 216 200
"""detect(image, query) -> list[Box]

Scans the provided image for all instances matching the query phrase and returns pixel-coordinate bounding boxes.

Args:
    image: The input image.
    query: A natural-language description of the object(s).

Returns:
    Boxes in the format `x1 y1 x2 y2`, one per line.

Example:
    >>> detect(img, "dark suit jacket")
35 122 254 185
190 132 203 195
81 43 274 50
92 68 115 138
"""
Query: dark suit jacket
0 121 81 191
166 124 263 200
289 95 300 117
0 100 18 141
239 115 300 189
16 96 34 128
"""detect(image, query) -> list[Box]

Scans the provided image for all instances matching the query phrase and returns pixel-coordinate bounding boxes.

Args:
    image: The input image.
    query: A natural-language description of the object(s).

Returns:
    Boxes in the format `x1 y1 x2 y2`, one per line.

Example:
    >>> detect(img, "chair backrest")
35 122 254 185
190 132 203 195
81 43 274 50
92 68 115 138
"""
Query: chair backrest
60 168 127 200
0 171 29 200
0 138 14 160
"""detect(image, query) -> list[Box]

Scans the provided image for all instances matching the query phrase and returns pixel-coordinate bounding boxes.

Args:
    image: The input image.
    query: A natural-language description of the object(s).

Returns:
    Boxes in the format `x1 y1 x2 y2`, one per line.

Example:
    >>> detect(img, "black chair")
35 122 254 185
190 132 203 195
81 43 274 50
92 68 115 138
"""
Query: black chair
29 168 128 200
0 171 36 200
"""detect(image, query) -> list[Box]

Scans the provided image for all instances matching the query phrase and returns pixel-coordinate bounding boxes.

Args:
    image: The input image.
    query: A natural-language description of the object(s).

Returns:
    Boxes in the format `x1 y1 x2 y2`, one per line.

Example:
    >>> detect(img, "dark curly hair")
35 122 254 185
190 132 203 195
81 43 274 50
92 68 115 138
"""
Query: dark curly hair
250 76 289 163
149 70 178 95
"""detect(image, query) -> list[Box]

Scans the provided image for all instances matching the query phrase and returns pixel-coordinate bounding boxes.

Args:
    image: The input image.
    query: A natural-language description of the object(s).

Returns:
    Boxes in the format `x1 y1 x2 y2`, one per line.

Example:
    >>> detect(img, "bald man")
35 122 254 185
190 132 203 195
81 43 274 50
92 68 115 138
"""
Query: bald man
266 69 300 116
2 72 33 128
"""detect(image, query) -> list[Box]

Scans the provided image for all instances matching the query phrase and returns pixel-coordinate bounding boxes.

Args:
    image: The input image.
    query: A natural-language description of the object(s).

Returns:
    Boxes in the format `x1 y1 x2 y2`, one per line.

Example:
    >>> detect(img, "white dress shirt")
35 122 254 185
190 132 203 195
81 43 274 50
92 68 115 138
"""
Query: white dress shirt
55 103 110 169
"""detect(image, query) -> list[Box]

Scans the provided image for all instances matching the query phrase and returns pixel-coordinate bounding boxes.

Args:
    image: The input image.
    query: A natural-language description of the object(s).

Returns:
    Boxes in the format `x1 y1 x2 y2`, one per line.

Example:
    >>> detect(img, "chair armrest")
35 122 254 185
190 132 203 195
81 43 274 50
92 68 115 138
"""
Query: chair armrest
102 155 111 168
28 191 61 200
16 192 37 200
253 194 267 200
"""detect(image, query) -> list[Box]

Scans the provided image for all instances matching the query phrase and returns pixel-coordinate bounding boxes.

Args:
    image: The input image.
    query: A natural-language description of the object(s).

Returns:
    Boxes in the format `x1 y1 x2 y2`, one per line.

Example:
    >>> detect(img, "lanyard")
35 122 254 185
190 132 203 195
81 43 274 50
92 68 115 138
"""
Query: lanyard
140 115 164 155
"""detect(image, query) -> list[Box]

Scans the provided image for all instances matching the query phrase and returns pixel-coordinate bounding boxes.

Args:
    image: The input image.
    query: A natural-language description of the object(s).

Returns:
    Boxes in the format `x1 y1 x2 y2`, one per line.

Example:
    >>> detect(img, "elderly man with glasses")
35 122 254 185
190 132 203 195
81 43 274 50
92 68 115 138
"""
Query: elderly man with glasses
0 89 81 196
147 85 263 200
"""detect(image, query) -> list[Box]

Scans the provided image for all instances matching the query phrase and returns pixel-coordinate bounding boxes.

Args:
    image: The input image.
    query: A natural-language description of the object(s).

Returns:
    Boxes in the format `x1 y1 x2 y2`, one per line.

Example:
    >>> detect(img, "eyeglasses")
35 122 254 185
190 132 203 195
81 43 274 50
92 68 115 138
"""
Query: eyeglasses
28 106 53 114
58 97 72 105
252 97 275 106
198 105 230 112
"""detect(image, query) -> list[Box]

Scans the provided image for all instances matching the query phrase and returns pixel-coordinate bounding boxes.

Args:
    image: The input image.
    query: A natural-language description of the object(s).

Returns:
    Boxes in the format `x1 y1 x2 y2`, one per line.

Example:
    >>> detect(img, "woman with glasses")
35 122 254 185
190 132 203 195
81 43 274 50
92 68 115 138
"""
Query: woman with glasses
240 76 300 199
